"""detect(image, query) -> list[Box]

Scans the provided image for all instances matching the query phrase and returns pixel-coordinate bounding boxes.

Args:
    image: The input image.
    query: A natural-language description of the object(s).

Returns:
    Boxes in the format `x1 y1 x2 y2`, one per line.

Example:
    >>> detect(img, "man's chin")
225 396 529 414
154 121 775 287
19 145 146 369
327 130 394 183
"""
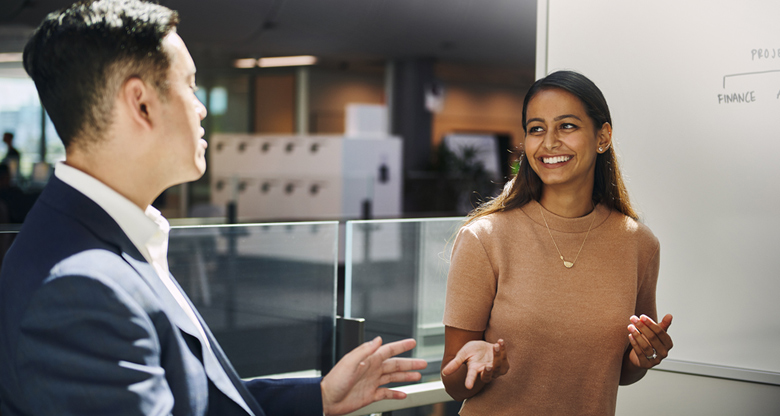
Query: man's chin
193 159 207 178
191 167 206 182
171 165 207 188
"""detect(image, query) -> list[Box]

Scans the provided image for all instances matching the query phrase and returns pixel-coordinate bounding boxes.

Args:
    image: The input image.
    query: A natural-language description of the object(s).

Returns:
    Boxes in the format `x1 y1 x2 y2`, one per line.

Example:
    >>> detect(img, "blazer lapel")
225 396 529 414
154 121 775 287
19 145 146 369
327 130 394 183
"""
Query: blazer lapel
121 255 202 340
169 273 267 416
122 254 260 416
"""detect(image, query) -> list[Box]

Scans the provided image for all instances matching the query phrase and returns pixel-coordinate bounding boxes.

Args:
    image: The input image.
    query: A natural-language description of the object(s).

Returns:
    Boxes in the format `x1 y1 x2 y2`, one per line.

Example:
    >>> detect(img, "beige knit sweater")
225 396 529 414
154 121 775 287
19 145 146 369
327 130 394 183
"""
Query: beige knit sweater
443 200 660 416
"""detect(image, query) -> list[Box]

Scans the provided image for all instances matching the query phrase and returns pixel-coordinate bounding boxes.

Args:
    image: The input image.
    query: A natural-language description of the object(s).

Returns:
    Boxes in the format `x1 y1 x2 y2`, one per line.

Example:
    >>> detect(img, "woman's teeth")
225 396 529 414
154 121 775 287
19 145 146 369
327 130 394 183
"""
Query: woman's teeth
542 155 571 164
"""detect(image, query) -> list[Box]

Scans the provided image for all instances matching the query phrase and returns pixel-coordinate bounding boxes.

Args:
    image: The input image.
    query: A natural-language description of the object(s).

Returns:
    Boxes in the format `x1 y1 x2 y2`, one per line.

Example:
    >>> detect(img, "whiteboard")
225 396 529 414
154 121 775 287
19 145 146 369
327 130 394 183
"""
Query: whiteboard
540 0 780 373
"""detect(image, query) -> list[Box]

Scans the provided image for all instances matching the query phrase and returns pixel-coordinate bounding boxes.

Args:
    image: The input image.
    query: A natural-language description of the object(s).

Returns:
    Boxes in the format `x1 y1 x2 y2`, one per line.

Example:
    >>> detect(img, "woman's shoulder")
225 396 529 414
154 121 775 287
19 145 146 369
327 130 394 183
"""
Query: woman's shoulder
462 207 529 236
608 209 660 249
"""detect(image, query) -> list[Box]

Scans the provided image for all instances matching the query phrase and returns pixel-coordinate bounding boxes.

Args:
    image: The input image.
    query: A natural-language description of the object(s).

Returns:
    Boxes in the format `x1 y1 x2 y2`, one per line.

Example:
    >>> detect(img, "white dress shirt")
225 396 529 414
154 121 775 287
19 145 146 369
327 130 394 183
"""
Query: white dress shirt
54 162 213 354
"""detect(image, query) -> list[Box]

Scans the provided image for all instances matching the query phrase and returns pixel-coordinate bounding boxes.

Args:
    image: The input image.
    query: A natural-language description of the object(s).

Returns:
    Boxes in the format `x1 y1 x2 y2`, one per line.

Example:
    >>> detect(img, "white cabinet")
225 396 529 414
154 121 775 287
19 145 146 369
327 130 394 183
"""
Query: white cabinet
209 134 402 221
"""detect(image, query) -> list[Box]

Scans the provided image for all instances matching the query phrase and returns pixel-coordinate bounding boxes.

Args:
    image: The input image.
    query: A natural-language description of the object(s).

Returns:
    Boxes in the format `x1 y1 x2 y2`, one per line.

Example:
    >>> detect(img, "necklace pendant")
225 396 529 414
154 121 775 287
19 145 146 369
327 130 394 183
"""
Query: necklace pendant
542 205 594 272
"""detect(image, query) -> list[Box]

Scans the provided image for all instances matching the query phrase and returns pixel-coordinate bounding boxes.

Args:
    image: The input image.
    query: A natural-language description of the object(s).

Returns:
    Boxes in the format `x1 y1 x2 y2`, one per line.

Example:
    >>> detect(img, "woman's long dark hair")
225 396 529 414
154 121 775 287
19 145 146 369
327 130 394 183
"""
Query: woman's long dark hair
468 70 638 222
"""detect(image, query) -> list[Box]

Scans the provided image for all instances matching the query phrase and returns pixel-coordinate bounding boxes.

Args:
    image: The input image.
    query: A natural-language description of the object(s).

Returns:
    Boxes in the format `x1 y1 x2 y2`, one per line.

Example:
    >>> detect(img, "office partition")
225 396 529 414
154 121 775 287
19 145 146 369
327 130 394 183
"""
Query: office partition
344 217 462 367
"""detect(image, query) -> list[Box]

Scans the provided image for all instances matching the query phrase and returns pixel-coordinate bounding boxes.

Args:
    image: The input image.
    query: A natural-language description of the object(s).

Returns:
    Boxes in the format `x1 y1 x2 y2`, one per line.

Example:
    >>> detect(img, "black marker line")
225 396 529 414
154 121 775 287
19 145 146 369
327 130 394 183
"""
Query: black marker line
723 69 780 88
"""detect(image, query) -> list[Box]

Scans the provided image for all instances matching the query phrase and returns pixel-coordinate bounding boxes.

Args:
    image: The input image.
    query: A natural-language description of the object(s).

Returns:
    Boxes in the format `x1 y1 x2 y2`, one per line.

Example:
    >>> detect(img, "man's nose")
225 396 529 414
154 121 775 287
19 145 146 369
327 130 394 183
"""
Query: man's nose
196 99 207 119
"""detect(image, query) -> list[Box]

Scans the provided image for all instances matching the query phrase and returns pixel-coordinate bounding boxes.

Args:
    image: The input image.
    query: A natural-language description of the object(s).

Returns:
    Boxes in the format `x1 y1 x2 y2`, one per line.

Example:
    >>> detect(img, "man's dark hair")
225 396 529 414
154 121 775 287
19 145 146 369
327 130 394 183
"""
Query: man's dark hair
23 0 179 149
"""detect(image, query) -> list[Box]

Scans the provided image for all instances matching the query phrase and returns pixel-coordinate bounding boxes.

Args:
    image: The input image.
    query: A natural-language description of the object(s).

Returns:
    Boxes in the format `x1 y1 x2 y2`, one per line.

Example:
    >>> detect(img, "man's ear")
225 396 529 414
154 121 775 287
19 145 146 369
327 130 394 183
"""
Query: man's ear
120 77 155 131
597 122 613 153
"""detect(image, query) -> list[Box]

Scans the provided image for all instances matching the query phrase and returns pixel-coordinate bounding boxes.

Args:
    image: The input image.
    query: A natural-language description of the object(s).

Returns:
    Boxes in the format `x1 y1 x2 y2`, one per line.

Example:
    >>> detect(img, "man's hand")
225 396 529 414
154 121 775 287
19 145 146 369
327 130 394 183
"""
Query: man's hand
320 337 428 416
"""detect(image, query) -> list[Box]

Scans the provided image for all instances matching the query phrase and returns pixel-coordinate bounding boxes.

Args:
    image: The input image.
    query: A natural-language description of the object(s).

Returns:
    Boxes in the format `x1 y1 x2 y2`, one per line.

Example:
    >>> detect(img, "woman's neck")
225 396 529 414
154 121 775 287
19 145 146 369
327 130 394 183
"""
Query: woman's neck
539 186 594 218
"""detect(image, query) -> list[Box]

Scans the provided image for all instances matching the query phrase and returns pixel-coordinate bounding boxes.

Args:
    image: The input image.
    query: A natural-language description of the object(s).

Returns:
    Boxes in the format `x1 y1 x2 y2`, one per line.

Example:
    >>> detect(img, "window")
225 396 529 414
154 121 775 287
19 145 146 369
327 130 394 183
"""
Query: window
0 75 65 184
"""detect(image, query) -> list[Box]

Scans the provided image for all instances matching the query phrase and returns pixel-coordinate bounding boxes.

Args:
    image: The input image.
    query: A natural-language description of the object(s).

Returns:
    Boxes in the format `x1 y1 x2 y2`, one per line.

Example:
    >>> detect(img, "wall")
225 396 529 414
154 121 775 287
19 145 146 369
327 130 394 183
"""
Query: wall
616 371 780 415
432 83 524 146
432 63 531 152
538 0 780 410
308 67 385 134
254 73 296 133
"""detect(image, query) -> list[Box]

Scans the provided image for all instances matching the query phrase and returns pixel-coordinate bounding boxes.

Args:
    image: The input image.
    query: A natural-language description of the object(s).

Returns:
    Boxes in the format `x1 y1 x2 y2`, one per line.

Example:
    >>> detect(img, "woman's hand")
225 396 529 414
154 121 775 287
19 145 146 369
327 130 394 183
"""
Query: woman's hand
627 314 673 369
441 326 509 401
442 339 508 389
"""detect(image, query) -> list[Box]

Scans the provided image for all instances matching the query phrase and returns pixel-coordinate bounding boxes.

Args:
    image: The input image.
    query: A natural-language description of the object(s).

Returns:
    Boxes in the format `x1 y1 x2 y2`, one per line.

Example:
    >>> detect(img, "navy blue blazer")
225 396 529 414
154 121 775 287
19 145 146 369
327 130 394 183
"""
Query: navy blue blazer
0 176 323 415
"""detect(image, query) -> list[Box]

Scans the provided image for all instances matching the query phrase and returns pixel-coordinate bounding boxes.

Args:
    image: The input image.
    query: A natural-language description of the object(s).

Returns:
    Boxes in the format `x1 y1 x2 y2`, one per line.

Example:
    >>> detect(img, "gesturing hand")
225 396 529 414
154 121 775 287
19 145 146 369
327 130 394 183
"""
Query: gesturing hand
627 314 673 369
320 337 428 416
441 339 508 390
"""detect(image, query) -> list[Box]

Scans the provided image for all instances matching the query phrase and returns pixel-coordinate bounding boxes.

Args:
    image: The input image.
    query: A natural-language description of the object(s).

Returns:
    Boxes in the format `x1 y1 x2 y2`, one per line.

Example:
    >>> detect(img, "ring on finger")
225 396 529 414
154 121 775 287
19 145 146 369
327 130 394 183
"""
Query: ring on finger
645 348 658 361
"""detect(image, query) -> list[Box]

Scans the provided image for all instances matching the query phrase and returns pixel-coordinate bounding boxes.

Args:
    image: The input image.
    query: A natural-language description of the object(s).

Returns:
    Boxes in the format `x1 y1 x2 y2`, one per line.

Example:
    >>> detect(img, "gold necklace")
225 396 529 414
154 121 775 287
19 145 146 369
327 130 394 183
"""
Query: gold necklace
539 204 597 269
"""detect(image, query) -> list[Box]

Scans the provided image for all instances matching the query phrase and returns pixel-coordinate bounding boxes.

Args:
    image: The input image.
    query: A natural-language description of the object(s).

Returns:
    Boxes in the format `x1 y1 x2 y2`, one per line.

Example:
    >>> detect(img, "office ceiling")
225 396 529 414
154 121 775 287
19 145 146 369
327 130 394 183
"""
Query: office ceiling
0 0 536 69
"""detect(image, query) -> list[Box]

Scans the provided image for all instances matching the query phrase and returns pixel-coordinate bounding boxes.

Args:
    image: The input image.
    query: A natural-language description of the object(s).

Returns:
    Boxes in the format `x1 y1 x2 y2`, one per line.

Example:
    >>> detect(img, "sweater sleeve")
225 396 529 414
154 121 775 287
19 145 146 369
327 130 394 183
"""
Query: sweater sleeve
442 225 498 332
635 242 660 321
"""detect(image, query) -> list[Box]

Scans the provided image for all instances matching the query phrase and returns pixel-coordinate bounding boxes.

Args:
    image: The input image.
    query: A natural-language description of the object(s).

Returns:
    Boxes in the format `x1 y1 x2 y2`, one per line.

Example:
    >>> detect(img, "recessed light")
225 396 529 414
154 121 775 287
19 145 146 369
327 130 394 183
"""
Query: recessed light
233 58 258 68
257 55 317 68
0 53 23 63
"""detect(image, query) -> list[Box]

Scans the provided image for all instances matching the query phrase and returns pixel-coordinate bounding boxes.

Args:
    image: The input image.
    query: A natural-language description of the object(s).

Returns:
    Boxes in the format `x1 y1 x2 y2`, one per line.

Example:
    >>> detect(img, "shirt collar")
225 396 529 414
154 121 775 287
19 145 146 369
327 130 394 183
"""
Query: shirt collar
54 161 169 259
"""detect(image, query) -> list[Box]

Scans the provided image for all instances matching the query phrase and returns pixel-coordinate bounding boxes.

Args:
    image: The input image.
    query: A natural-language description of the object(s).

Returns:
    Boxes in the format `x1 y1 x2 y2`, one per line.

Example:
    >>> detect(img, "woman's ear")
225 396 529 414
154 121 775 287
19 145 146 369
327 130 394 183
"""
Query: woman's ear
597 122 612 152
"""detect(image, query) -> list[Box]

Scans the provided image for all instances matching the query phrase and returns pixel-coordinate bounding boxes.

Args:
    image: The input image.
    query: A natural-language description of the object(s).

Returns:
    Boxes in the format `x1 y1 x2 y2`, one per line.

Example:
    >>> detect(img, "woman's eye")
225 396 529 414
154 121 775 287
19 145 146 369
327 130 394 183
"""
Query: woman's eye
561 123 577 130
528 126 544 134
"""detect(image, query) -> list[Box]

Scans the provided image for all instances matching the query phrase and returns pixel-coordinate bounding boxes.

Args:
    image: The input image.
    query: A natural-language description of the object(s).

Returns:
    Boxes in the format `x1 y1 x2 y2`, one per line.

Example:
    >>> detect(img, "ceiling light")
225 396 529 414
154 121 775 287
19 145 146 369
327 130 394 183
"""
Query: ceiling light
0 53 23 63
233 58 258 69
257 55 317 68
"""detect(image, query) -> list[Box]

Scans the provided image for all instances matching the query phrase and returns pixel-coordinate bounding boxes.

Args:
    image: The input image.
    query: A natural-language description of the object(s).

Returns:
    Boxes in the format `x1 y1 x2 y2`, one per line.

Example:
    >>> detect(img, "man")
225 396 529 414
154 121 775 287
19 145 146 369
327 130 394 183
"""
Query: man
1 132 20 183
1 132 19 162
0 1 426 415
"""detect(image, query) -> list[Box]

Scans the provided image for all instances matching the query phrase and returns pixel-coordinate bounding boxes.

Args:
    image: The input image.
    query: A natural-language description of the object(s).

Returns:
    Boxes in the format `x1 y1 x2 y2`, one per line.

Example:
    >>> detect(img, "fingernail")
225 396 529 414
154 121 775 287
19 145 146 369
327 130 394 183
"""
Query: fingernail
640 315 649 322
630 316 639 324
628 324 637 332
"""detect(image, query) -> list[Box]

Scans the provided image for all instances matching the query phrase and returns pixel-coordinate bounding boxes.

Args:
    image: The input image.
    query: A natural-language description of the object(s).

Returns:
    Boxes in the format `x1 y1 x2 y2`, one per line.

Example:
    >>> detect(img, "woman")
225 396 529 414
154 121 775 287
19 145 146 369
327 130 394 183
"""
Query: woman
440 70 673 415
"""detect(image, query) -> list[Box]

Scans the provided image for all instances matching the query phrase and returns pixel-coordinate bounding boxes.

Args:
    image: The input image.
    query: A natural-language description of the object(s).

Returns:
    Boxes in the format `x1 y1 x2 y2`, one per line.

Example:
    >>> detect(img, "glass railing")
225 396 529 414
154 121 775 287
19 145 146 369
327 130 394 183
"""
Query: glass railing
0 221 339 380
0 229 20 274
344 217 463 372
168 221 339 378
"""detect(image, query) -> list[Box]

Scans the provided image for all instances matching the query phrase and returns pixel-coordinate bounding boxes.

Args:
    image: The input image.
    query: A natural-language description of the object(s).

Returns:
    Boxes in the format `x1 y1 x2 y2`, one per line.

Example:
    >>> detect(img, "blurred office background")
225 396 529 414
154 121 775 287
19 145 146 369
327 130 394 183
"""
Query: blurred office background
3 2 778 415
0 2 536 415
0 0 536 223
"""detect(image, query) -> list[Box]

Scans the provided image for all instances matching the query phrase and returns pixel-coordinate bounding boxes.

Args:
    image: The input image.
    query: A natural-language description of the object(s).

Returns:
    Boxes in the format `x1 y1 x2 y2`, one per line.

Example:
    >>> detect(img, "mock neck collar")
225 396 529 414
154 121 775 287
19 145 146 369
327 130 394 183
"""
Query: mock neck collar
520 199 611 233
